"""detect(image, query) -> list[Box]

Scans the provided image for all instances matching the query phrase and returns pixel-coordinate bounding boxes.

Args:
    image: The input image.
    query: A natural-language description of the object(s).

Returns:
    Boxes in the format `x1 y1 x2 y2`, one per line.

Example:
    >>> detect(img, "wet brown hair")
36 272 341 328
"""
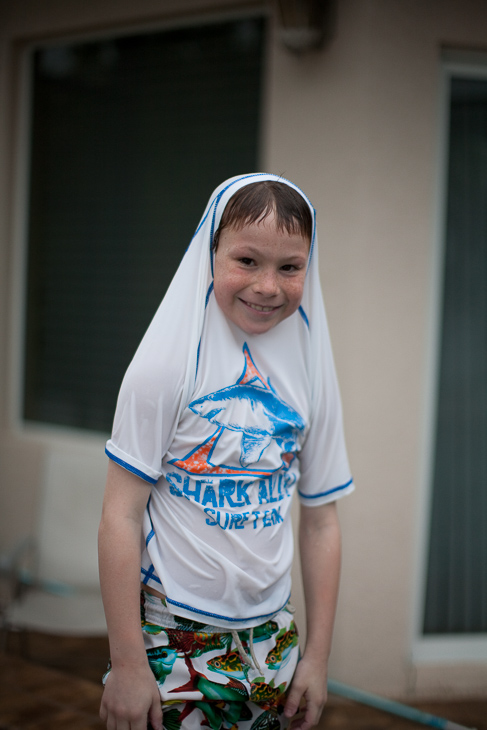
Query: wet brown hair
212 181 313 250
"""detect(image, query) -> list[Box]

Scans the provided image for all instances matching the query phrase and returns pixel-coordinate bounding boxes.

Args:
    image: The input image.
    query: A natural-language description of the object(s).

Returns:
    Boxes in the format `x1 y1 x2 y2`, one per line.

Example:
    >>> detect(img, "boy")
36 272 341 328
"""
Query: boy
98 174 354 730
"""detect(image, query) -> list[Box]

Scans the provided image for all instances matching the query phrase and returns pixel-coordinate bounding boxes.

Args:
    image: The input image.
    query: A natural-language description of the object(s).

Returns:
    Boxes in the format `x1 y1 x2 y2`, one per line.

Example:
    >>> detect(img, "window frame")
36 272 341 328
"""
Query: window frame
411 53 487 664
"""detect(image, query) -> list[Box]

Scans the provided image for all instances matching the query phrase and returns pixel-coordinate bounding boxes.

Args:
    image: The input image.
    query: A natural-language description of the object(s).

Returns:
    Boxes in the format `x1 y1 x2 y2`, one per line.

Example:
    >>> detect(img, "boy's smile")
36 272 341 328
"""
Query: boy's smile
213 212 309 335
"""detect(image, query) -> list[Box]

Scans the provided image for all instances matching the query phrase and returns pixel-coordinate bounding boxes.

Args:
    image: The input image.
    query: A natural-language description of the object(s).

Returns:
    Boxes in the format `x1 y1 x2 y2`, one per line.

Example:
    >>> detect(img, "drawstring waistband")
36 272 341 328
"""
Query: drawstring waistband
142 591 295 676
231 627 263 675
230 604 295 675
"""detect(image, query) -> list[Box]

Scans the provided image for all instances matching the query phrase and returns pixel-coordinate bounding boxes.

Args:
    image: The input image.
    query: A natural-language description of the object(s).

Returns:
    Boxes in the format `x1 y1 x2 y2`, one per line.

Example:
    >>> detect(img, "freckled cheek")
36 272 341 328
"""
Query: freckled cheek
213 270 248 305
285 280 306 309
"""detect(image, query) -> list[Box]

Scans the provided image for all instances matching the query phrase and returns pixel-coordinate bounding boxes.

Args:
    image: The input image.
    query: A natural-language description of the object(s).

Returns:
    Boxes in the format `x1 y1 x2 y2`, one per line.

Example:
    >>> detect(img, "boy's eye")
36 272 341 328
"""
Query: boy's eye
239 257 254 266
280 264 297 272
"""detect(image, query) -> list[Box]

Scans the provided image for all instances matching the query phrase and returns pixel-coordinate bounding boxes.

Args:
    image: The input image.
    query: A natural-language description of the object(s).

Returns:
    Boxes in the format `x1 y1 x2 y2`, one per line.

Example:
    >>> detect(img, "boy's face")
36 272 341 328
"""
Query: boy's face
213 211 309 335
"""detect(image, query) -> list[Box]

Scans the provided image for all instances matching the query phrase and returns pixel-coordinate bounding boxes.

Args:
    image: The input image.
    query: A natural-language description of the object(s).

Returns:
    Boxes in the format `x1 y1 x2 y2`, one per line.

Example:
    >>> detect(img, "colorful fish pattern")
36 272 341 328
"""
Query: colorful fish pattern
207 649 250 681
250 709 282 730
250 678 286 708
146 645 179 685
165 628 232 658
265 623 298 671
170 654 249 701
115 601 300 730
241 620 279 644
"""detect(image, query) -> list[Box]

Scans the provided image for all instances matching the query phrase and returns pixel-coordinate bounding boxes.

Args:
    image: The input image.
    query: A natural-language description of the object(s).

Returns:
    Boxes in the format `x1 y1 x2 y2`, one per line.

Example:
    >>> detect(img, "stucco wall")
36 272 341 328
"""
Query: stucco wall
1 0 487 699
265 0 487 697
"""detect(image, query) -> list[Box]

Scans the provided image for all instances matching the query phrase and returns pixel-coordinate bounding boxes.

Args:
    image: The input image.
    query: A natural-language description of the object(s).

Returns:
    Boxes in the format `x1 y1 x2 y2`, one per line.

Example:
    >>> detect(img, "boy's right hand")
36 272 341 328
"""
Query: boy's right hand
100 664 162 730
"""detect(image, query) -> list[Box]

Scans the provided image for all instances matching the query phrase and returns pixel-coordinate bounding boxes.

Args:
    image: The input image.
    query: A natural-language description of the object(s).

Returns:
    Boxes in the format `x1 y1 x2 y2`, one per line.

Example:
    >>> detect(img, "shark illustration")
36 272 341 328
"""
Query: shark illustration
169 344 305 476
189 344 305 468
189 384 304 467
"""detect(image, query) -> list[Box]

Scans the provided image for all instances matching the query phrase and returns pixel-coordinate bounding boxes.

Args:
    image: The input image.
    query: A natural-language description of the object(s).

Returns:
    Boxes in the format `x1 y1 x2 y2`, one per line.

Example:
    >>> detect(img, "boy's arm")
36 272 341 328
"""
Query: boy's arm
284 501 341 730
98 460 163 730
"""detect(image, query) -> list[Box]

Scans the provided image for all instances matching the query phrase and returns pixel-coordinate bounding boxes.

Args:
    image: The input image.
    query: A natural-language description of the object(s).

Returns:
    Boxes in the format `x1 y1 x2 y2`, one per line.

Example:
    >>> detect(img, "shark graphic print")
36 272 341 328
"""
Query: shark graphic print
170 344 305 476
163 343 306 533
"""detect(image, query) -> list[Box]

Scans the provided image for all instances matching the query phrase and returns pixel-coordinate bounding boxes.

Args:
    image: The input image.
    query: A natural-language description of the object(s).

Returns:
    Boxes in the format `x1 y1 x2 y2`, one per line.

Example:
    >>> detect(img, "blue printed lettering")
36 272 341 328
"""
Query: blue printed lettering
267 478 279 503
215 511 230 529
204 508 229 529
263 506 283 527
258 480 268 504
205 508 218 526
282 472 296 496
219 480 238 508
166 473 183 497
218 479 249 508
229 512 249 530
183 476 201 502
236 481 251 505
276 475 284 500
205 505 282 530
271 506 283 524
201 484 218 508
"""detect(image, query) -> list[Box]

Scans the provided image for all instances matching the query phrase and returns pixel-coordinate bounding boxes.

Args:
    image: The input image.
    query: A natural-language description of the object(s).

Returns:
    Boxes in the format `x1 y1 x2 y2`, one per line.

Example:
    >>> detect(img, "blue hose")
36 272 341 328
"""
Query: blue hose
327 679 476 730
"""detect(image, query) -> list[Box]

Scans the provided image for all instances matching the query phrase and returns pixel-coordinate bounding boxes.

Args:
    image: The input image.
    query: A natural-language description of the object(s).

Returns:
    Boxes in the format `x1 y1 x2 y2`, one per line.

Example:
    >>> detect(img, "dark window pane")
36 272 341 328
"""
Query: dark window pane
424 76 487 634
24 18 265 432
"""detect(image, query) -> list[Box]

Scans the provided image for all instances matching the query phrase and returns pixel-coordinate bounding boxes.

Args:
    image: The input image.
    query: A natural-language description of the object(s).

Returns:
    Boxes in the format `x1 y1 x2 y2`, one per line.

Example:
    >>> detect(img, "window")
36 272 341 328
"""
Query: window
423 68 487 639
23 17 265 433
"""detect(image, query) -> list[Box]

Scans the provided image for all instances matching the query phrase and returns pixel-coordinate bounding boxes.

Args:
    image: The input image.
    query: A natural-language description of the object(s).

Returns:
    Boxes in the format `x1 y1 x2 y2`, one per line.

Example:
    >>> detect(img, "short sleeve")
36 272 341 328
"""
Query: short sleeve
105 344 185 485
297 373 354 506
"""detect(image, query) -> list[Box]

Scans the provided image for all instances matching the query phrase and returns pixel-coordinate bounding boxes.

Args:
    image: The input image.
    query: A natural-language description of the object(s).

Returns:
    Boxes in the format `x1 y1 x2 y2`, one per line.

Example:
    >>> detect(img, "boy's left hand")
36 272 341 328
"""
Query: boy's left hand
283 656 328 730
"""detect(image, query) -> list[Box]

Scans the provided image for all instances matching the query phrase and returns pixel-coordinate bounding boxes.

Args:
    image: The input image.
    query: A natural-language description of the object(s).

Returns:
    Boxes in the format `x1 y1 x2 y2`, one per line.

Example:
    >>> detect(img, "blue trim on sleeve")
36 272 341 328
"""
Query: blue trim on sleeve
298 477 354 501
105 447 158 485
165 592 291 624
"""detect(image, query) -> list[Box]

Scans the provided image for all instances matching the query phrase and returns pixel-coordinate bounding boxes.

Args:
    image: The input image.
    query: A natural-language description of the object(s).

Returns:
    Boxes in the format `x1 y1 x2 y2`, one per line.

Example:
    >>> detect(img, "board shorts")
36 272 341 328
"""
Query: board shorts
104 591 300 730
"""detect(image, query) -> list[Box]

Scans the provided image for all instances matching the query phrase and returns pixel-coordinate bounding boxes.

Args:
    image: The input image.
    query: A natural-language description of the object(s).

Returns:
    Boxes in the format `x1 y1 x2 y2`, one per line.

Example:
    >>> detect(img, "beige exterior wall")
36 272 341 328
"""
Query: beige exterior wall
1 0 486 699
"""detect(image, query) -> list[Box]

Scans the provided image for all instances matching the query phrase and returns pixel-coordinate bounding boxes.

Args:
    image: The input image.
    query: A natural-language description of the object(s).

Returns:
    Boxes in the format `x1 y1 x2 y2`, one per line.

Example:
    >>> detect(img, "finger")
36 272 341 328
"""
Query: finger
99 703 107 723
148 697 163 730
298 698 327 730
289 709 317 730
100 702 122 730
284 686 304 719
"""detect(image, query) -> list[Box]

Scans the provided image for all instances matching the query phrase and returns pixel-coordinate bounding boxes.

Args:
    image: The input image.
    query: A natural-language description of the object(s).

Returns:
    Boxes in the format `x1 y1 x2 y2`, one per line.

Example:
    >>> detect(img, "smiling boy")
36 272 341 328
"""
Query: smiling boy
99 175 354 730
213 212 308 335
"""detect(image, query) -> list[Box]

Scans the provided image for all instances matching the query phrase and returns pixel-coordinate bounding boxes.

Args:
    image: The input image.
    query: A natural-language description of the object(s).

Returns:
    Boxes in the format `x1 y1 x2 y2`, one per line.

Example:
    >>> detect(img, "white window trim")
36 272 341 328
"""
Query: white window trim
411 54 487 665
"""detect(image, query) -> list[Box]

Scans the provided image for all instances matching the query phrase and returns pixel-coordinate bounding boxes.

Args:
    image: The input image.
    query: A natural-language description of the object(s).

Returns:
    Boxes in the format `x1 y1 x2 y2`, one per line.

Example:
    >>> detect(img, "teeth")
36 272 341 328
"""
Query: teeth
247 302 275 312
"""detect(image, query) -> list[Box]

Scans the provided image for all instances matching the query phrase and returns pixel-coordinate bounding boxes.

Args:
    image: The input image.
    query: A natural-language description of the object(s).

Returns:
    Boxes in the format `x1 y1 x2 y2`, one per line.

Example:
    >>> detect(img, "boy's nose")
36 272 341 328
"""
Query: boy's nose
253 269 280 296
